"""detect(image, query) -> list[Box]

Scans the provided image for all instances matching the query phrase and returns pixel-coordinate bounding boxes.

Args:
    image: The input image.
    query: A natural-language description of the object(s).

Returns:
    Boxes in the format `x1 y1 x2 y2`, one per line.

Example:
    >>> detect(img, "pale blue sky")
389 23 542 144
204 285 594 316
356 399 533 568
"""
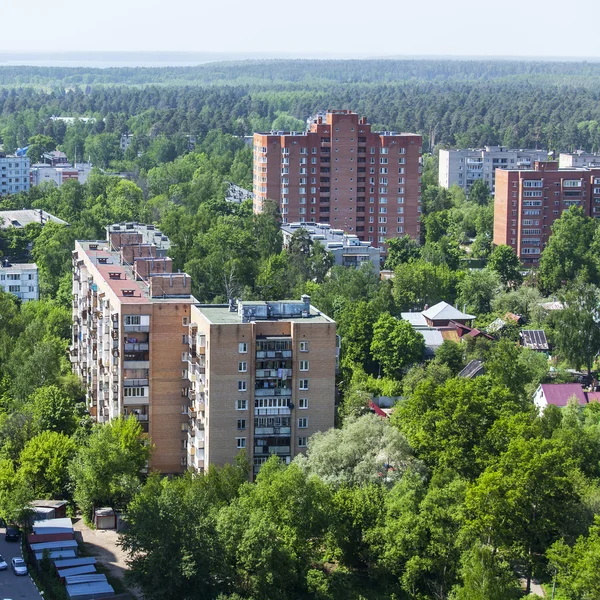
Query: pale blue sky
3 0 600 58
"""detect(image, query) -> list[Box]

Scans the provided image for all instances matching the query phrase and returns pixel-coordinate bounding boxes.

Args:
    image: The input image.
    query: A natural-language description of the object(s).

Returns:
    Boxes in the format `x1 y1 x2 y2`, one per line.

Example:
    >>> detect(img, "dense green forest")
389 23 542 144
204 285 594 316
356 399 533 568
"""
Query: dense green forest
3 59 600 599
4 60 600 151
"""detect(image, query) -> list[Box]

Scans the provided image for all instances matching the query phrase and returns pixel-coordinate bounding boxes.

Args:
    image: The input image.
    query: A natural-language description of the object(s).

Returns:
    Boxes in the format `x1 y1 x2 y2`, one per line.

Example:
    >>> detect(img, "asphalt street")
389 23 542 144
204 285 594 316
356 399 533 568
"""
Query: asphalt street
0 527 40 600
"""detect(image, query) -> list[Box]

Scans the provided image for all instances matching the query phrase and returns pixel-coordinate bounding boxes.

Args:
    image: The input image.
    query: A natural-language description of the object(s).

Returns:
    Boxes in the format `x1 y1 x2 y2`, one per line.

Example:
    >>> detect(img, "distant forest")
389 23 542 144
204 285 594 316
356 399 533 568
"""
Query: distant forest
3 59 600 151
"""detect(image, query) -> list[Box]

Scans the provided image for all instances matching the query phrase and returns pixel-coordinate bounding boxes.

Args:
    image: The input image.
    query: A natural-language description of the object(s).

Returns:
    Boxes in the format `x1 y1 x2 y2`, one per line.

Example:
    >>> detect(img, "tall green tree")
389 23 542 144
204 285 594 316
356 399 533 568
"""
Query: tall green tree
371 313 425 378
488 244 523 288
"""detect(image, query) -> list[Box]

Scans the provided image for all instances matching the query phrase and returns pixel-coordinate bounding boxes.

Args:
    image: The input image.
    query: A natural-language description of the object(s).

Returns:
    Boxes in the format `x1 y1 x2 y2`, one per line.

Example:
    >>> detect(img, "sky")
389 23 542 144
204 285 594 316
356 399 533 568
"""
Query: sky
3 0 600 60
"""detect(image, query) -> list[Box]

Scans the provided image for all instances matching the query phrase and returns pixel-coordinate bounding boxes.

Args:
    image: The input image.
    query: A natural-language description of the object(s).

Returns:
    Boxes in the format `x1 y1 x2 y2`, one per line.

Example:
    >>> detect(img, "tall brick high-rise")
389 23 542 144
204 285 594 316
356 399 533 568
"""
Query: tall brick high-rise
494 162 600 264
253 110 422 248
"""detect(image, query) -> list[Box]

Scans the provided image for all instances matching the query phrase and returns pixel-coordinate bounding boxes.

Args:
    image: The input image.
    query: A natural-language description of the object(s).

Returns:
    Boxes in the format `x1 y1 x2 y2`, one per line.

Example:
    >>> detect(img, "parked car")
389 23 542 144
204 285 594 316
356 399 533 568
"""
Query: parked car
4 527 19 542
0 554 7 570
10 558 27 576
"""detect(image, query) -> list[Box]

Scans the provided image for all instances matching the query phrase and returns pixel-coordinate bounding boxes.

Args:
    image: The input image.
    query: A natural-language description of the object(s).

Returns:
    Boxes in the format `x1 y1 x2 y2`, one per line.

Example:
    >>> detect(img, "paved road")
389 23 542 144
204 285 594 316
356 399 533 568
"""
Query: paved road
0 527 40 600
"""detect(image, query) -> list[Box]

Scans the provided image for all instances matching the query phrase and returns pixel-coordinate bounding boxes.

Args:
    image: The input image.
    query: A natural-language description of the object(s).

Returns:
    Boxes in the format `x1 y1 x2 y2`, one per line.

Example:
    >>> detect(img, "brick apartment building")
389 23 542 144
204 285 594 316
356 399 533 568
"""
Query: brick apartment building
494 161 600 264
185 297 337 478
71 223 195 475
253 110 422 249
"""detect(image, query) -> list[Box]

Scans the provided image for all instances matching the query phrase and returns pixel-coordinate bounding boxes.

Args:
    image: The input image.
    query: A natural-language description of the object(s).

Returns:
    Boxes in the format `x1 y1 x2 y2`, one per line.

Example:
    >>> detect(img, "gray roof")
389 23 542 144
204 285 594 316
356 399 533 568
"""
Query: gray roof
459 359 486 379
422 301 475 322
486 318 506 333
33 517 73 535
66 581 115 599
520 330 549 351
54 557 97 569
57 565 98 578
418 329 444 354
401 312 428 328
0 209 68 228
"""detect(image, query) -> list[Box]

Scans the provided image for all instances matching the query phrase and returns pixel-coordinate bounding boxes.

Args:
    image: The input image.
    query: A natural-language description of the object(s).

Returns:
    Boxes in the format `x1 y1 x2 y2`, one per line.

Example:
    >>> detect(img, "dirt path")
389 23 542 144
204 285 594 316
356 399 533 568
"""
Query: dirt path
72 517 141 599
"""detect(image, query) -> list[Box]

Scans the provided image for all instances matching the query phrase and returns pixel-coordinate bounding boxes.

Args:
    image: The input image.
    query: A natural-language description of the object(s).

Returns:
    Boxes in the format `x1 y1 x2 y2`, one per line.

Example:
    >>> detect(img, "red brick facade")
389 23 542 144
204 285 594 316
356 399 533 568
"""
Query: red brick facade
253 110 422 249
494 162 600 264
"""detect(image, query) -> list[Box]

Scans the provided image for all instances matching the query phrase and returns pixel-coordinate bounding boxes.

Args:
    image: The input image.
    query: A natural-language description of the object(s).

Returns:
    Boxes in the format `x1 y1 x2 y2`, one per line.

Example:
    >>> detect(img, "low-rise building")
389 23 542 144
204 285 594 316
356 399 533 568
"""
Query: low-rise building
0 261 38 301
533 383 599 412
282 221 381 274
0 209 68 229
186 297 337 477
31 163 93 187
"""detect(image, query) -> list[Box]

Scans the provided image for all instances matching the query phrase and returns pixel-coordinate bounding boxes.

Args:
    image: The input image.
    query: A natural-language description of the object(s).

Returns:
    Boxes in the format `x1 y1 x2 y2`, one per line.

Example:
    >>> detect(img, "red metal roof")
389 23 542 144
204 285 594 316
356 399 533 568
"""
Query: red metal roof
369 400 388 418
28 532 75 545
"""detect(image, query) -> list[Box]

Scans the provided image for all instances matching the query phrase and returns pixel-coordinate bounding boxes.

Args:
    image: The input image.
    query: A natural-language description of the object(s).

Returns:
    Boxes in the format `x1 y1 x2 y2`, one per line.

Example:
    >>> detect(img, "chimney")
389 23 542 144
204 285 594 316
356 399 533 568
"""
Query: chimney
301 294 311 316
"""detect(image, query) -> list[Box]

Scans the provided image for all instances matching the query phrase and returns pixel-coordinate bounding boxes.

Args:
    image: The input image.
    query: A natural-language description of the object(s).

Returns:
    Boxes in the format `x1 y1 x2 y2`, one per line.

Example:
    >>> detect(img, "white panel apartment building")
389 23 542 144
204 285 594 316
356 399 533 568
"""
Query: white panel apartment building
439 146 548 195
0 154 31 196
0 262 39 301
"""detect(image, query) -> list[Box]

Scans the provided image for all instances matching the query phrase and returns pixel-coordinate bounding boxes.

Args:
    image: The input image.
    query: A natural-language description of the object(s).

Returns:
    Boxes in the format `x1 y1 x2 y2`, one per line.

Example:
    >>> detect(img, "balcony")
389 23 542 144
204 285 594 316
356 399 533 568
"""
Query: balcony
124 395 149 406
123 360 150 369
124 343 149 352
123 324 150 333
255 350 292 359
254 446 290 456
254 387 292 397
124 378 148 387
254 426 291 436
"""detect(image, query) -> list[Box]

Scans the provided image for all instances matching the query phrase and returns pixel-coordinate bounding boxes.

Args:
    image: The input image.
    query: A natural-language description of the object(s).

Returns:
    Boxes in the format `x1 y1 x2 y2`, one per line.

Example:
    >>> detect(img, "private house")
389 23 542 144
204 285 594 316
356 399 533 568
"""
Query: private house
533 383 599 412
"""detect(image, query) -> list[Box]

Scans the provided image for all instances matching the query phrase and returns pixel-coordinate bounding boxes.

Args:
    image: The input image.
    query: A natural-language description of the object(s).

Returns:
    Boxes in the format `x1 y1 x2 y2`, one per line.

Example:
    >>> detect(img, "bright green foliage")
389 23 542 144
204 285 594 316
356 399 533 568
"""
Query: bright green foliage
69 417 151 521
217 457 333 600
27 134 56 163
465 437 582 594
488 244 523 288
18 430 76 499
385 235 421 269
393 259 462 311
457 268 500 315
467 180 491 206
121 459 249 600
371 313 425 378
297 414 420 488
0 457 34 525
434 340 466 375
27 385 81 436
553 282 600 375
395 376 525 478
537 207 599 294
450 543 520 600
548 516 600 600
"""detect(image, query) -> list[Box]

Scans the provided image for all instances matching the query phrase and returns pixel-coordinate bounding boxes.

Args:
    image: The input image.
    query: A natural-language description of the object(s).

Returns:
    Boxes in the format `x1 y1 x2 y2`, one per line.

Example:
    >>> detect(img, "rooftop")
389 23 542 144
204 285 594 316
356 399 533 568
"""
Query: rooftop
422 301 475 322
0 209 68 229
195 298 334 325
539 384 588 407
107 222 171 252
0 262 37 270
77 240 194 304
520 330 549 351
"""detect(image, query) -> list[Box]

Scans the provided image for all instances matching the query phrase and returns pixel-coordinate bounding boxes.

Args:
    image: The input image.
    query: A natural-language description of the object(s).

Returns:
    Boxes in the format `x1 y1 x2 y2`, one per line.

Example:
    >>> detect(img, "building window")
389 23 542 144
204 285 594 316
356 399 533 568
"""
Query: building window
124 315 141 325
298 437 308 447
236 399 247 410
238 361 247 372
299 341 309 352
299 398 308 409
239 342 247 353
238 381 247 392
299 360 309 371
299 379 309 390
298 418 308 429
237 419 246 430
236 437 246 449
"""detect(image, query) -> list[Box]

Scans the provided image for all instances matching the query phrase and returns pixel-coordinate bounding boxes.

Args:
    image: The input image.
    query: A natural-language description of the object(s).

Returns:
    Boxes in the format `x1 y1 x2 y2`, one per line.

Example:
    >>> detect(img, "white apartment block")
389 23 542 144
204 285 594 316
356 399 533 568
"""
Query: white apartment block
439 146 548 195
281 222 381 275
559 151 600 169
0 154 30 196
31 163 94 187
0 262 39 301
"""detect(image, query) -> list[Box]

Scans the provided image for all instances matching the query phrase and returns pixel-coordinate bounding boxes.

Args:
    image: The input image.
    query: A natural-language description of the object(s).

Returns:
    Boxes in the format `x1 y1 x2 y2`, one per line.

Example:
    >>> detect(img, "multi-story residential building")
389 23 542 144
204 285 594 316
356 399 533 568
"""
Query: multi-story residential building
0 153 31 196
494 161 600 264
0 261 38 301
253 110 422 249
439 146 548 195
71 222 196 475
558 151 600 169
185 297 337 477
30 163 94 187
281 221 381 274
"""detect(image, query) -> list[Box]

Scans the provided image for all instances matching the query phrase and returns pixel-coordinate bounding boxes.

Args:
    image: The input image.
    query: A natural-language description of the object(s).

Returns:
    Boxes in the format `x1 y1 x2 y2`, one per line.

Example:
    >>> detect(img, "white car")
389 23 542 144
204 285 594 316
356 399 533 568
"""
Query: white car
10 557 27 576
0 554 6 570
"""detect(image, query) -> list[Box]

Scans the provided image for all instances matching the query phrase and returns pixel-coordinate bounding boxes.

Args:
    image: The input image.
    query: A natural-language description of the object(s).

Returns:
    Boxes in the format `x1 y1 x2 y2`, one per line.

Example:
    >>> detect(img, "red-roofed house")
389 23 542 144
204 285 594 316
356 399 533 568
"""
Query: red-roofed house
533 383 596 412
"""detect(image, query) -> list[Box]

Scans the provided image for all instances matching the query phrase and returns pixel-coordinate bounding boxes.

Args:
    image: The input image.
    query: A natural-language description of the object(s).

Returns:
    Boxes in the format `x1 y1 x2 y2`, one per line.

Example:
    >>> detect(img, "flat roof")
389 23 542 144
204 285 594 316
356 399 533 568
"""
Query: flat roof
194 304 334 325
0 263 37 270
77 240 195 305
0 209 68 229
